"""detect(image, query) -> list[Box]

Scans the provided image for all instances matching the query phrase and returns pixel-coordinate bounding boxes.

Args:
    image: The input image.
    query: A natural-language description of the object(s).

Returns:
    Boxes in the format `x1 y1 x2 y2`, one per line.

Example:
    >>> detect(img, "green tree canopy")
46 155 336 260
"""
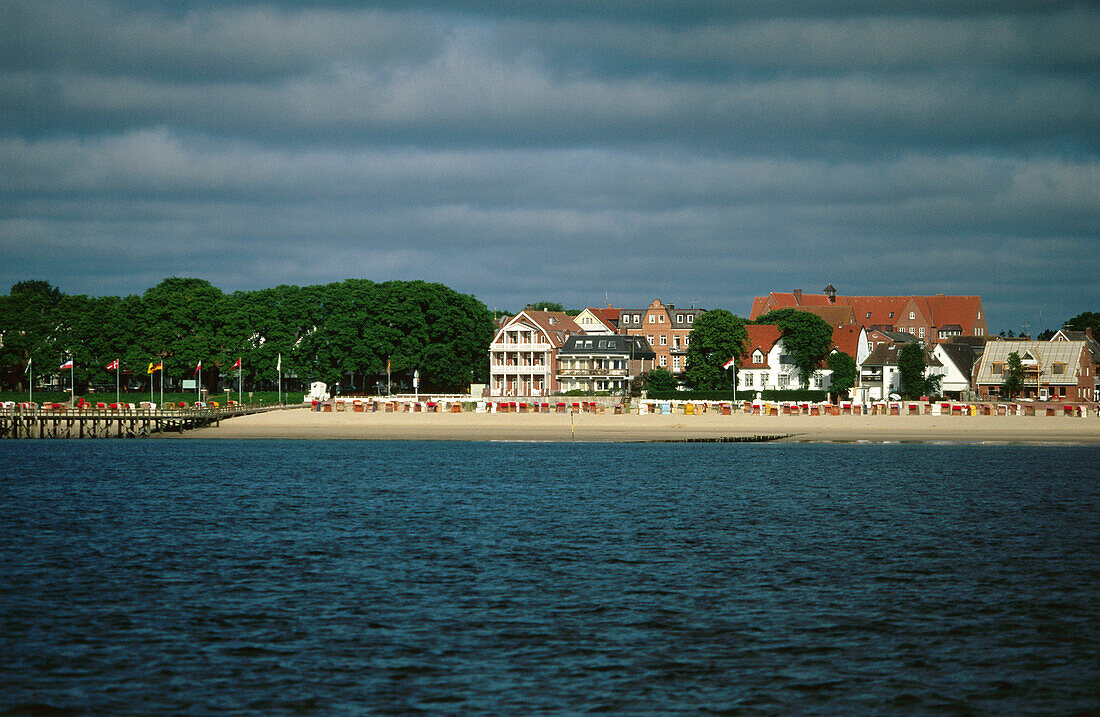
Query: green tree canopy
1064 311 1100 336
753 309 835 388
684 309 747 390
898 343 929 399
0 277 493 393
825 351 857 399
1002 350 1025 399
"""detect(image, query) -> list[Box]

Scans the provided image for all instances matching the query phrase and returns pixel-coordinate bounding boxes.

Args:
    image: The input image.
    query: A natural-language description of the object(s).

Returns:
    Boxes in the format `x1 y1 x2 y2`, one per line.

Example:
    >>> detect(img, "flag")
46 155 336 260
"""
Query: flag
60 359 74 370
25 358 32 374
194 360 202 376
147 361 162 374
276 353 281 372
722 357 737 370
106 359 119 371
232 358 241 370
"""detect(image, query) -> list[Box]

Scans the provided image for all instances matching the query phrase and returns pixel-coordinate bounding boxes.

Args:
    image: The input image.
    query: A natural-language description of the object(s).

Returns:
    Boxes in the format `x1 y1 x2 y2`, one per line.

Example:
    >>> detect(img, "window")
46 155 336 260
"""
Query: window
659 356 667 367
647 335 654 345
658 315 665 323
621 315 630 324
648 315 655 324
909 311 915 320
889 311 894 319
659 335 667 346
992 362 1003 375
762 372 769 385
673 356 680 371
1052 362 1065 375
684 336 690 346
978 311 982 319
866 312 871 318
673 336 680 349
919 327 925 338
867 342 873 353
687 315 694 323
778 373 789 388
676 314 684 323
753 350 763 364
975 327 984 336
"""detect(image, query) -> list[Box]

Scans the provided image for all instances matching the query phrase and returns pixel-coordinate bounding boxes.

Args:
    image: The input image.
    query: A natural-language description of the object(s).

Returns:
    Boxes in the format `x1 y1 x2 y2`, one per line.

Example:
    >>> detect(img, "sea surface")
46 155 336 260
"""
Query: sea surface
1 440 1098 715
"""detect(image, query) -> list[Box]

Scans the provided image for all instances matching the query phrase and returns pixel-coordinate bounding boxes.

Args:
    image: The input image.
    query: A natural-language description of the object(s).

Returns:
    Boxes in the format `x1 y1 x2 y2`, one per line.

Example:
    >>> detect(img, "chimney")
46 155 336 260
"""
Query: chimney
1087 327 1093 339
792 289 802 305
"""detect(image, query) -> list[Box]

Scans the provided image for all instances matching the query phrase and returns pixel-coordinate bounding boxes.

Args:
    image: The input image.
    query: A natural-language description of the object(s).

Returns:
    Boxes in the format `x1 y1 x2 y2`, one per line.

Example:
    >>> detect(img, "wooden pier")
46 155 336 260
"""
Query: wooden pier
0 405 281 439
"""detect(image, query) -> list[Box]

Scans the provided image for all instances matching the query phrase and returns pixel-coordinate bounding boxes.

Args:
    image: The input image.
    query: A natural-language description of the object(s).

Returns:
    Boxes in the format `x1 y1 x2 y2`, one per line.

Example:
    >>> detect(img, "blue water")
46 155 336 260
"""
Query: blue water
1 440 1098 715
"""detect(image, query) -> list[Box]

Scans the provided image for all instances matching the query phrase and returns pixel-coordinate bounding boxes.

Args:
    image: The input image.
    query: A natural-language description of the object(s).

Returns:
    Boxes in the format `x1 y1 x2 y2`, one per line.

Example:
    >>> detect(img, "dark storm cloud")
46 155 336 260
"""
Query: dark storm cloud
0 0 1097 330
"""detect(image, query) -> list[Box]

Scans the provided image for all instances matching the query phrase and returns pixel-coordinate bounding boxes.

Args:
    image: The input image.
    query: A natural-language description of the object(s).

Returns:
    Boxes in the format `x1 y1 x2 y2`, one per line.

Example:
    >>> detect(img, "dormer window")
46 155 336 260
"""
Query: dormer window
889 312 894 318
909 311 915 320
753 350 764 364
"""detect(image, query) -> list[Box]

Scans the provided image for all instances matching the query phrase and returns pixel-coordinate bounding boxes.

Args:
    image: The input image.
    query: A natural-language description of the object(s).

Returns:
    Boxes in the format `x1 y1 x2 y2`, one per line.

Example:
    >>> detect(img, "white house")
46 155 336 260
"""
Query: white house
931 343 978 399
734 325 831 394
489 310 580 397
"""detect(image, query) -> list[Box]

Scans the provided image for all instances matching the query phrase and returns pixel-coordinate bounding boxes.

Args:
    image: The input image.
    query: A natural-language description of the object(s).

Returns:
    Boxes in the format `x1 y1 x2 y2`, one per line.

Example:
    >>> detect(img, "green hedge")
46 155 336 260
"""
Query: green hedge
647 389 829 402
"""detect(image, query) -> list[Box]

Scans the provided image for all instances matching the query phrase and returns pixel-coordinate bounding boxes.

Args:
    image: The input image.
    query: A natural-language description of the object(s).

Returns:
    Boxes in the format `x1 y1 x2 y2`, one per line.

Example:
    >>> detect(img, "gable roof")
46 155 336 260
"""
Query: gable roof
575 307 618 332
737 325 783 368
497 310 581 348
936 342 977 377
973 340 1086 385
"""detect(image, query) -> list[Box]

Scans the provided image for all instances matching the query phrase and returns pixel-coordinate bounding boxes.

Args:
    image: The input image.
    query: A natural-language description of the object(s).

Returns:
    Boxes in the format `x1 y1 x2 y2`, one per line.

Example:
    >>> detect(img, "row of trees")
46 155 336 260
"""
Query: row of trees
0 278 495 394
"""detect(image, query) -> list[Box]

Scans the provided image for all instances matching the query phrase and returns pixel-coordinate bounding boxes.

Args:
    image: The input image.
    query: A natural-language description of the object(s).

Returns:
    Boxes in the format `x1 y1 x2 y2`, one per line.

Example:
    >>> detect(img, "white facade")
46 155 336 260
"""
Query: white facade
737 338 831 393
489 313 557 397
931 344 971 397
572 308 615 334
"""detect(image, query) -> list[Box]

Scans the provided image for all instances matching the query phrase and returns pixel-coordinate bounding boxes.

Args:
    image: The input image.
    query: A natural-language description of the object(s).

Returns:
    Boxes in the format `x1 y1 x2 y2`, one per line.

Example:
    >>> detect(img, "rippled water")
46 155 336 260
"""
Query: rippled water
2 440 1098 715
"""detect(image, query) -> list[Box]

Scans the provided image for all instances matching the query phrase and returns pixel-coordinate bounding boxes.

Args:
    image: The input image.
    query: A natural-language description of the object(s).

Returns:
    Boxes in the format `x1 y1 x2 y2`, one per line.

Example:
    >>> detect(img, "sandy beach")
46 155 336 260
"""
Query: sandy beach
176 406 1100 444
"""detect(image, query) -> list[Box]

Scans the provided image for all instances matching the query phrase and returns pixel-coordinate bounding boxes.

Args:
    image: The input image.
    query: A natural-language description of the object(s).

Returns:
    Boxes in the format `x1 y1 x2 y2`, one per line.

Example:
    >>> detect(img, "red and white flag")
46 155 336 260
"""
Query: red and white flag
60 359 74 370
194 360 202 376
106 359 119 371
232 358 241 370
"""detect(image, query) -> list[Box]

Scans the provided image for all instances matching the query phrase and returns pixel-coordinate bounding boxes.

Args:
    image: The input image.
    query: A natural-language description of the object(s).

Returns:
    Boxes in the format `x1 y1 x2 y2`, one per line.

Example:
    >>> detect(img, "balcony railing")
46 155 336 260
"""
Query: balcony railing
557 368 629 377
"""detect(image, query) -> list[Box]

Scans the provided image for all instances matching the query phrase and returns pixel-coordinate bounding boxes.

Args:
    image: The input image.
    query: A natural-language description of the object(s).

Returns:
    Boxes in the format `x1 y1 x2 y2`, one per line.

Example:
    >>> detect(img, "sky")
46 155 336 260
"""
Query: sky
1 0 1097 333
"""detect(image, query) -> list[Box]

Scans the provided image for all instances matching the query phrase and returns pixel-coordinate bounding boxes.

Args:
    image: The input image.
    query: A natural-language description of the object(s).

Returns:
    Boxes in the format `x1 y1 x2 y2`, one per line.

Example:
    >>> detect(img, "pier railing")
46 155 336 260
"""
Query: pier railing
0 404 295 439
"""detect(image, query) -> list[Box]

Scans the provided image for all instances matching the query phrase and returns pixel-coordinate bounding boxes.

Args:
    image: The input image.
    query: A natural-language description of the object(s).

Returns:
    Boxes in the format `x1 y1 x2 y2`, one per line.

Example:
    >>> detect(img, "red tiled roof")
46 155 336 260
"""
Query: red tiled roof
500 310 581 347
593 307 621 322
831 325 861 357
739 324 783 367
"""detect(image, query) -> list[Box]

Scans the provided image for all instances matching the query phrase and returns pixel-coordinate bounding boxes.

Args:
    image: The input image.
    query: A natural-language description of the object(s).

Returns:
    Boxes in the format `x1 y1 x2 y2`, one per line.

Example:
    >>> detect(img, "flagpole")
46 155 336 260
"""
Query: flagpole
28 358 33 406
239 361 242 406
150 363 154 405
115 360 120 405
70 362 75 408
159 365 163 409
277 353 282 406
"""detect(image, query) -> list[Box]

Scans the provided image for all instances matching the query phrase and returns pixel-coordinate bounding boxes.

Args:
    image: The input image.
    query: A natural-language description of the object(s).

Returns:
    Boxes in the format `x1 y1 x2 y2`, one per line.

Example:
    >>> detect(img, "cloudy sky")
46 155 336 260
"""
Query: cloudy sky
2 1 1097 331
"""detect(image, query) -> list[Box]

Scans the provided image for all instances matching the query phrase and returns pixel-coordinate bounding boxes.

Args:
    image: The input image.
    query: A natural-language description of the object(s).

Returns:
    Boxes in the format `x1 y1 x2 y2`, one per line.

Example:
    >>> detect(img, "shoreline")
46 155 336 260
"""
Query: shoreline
171 407 1100 445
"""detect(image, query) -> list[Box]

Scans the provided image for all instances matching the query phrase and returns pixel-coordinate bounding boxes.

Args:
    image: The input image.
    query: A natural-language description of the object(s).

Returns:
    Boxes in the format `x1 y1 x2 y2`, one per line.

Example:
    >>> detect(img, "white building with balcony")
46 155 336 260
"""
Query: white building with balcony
489 310 580 397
